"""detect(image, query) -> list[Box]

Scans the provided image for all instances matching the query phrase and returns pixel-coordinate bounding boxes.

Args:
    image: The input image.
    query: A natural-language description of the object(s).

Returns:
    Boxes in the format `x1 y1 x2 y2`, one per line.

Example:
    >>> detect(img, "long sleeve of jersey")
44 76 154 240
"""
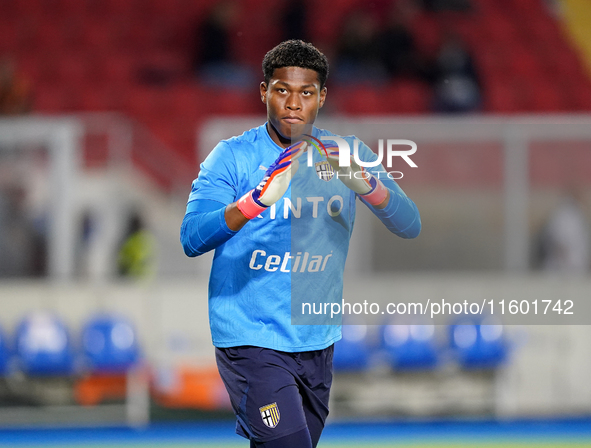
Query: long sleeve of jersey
181 140 240 257
360 177 421 239
355 140 421 239
181 199 237 257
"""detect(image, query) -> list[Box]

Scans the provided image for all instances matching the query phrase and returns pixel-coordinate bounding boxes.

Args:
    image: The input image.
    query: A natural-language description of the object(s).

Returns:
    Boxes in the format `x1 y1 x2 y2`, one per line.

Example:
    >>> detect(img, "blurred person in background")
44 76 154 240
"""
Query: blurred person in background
192 0 255 89
0 57 32 115
116 211 155 279
430 31 482 113
538 187 590 274
376 0 428 81
0 184 43 277
422 0 473 12
74 210 96 278
333 9 387 84
281 0 308 42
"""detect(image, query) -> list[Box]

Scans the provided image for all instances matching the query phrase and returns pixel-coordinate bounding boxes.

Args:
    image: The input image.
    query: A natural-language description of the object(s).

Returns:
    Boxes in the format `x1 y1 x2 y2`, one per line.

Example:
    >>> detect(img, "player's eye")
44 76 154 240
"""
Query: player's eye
303 90 313 96
277 88 287 93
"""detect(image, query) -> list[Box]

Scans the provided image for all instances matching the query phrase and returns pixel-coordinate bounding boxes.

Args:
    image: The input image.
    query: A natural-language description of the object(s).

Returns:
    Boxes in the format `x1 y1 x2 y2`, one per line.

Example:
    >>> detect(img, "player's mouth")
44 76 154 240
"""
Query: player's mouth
282 116 304 124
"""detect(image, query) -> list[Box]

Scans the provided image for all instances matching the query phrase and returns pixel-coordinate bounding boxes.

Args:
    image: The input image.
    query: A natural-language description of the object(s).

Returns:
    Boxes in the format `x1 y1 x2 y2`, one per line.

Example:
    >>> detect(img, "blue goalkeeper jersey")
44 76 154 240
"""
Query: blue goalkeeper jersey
185 123 419 352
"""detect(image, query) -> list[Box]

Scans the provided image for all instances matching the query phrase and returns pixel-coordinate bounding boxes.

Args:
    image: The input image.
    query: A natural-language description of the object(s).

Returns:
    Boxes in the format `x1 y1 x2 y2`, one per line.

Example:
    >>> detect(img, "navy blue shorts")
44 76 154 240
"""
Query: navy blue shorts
215 345 334 444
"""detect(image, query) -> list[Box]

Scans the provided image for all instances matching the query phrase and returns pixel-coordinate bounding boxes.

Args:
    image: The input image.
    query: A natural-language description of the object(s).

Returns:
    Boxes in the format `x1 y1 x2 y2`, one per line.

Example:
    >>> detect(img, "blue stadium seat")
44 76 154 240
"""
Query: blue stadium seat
380 324 439 371
15 312 74 375
449 318 508 369
0 324 9 375
81 314 140 373
333 324 372 372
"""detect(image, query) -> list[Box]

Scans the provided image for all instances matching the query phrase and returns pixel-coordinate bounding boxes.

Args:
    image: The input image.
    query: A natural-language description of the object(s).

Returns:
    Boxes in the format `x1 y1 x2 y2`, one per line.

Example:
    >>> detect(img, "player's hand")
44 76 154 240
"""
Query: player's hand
237 141 307 219
325 146 389 206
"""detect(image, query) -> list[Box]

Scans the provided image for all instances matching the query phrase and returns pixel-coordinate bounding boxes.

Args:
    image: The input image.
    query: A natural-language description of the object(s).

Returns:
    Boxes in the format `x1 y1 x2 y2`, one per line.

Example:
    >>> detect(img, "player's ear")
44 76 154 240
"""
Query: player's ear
319 87 327 109
260 82 268 104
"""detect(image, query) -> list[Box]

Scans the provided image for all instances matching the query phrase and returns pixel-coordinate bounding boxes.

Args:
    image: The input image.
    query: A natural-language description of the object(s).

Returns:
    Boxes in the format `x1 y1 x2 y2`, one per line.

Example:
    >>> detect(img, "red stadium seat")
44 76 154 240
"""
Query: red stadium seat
101 54 138 85
123 87 162 119
168 86 209 121
27 55 62 87
569 83 591 111
11 0 45 18
508 46 541 78
337 86 391 115
34 21 67 51
81 21 116 53
386 81 431 114
410 13 442 57
0 20 18 53
57 53 92 86
211 89 265 116
79 84 126 112
33 86 71 112
529 78 567 112
54 0 89 16
484 79 520 113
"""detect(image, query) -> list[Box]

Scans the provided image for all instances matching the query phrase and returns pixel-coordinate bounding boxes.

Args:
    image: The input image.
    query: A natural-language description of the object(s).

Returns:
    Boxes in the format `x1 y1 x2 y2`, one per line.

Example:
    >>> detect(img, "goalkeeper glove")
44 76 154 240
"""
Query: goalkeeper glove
325 147 388 206
237 141 307 219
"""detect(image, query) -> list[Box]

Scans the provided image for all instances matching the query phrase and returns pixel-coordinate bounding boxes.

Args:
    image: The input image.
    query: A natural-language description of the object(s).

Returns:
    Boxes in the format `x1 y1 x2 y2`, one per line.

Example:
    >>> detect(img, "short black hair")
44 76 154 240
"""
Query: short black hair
262 40 329 89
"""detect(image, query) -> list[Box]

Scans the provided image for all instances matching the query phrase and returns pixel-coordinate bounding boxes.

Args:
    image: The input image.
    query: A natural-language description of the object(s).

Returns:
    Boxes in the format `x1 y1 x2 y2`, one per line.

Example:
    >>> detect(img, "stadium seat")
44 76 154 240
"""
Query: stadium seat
484 79 519 112
97 0 142 19
386 81 430 114
27 54 62 88
75 314 144 407
79 85 126 111
530 78 567 112
571 84 591 111
34 85 74 112
14 312 74 376
0 21 19 53
340 86 392 115
449 317 508 369
380 323 439 371
333 324 372 372
0 324 10 376
210 89 265 115
508 46 541 79
102 53 138 85
410 13 442 56
34 21 68 51
11 0 45 20
81 314 140 373
57 53 92 87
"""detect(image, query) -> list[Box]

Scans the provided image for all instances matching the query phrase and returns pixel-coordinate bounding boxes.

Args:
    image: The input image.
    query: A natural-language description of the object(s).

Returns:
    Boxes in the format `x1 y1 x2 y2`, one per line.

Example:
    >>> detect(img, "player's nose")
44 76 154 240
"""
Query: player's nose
286 93 301 110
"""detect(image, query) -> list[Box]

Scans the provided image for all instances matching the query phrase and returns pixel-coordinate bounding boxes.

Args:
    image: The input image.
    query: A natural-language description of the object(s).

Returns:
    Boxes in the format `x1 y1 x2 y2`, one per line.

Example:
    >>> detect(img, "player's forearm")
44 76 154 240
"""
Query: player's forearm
181 207 238 257
224 202 250 231
371 189 390 210
363 189 421 239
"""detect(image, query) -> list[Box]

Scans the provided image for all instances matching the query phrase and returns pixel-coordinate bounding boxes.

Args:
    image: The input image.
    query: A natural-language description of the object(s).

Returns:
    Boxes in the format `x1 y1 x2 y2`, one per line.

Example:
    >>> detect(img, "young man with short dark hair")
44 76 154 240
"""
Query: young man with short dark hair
181 39 420 448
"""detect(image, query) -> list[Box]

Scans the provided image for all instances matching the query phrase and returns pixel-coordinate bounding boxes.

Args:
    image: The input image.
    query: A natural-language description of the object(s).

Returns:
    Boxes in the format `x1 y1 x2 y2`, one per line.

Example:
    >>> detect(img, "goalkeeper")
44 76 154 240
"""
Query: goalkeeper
181 40 420 448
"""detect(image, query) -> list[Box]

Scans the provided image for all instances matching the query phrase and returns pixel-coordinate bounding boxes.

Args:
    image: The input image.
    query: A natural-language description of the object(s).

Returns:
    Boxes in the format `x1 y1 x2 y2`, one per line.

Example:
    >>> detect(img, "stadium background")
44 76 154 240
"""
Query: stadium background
1 0 591 446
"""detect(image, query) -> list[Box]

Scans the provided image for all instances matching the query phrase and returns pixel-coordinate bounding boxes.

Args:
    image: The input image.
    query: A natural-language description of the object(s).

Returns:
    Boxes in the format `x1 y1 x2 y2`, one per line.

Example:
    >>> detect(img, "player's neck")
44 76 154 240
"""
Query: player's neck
266 122 292 149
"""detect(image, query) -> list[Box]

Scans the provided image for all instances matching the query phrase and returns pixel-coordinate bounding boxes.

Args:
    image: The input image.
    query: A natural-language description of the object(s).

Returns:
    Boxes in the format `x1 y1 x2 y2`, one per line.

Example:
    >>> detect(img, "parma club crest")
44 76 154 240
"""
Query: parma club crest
259 402 280 428
315 160 334 181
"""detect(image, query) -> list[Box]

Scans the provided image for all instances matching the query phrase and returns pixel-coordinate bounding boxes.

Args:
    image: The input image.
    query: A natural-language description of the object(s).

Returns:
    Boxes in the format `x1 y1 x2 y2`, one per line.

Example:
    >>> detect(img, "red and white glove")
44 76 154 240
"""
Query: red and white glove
324 147 388 206
237 141 307 219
